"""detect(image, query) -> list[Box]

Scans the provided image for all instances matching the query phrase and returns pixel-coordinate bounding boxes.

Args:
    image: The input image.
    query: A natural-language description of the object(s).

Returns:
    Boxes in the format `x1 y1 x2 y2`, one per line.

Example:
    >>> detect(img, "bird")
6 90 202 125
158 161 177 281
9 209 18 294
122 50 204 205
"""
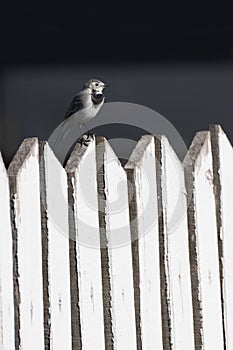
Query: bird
54 78 110 146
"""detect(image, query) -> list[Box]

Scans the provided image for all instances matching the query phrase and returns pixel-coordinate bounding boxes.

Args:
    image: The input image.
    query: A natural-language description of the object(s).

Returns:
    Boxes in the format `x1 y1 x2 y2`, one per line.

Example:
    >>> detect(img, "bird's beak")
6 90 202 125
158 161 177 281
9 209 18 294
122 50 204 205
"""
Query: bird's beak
103 83 110 88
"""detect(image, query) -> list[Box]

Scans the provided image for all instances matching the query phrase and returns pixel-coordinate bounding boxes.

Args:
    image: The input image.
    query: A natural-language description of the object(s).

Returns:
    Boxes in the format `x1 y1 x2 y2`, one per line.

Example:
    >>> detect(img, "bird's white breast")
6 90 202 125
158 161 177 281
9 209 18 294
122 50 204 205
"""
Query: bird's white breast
71 98 104 124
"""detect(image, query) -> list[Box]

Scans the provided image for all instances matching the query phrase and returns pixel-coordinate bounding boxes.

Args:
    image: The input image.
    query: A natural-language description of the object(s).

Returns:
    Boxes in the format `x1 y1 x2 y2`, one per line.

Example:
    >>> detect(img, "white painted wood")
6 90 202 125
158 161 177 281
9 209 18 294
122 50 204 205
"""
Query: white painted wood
66 139 105 349
159 136 195 349
101 139 137 349
214 127 233 348
0 128 232 348
41 143 72 349
125 136 163 349
186 132 224 349
0 154 15 350
8 139 44 350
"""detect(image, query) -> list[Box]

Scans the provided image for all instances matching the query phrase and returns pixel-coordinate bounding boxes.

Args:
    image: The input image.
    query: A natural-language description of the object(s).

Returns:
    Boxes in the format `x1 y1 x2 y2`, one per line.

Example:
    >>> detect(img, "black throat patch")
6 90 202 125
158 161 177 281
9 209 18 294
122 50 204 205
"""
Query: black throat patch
91 91 104 106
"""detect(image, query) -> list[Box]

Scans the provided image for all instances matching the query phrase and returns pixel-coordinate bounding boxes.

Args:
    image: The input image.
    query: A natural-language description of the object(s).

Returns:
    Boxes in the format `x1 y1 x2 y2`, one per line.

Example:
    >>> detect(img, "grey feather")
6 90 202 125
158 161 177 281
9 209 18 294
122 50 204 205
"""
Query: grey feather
64 93 84 120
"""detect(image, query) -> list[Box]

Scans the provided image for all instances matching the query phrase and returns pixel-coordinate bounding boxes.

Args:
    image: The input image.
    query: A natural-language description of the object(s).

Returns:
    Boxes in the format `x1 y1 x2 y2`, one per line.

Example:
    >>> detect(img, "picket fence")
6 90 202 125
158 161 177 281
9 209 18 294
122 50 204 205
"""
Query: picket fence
0 125 232 350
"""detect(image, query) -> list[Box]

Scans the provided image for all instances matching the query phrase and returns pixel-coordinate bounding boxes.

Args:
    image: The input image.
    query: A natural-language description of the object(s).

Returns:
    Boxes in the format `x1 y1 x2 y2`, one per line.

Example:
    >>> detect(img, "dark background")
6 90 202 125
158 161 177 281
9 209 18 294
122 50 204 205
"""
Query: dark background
1 2 233 164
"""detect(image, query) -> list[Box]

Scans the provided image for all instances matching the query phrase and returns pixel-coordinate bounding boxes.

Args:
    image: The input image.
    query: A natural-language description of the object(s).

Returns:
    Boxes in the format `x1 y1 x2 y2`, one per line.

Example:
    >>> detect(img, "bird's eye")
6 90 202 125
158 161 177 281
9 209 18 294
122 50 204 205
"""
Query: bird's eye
95 83 99 86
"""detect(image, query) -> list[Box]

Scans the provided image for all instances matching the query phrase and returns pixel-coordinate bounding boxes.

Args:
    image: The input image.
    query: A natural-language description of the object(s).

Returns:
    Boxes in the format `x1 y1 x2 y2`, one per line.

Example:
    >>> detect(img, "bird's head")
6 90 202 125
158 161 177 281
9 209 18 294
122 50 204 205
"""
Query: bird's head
84 79 110 93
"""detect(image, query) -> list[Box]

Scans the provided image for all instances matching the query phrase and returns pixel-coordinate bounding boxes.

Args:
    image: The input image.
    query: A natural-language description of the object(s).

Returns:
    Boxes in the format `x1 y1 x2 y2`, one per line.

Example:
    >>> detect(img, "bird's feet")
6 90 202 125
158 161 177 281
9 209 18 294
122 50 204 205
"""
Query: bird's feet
77 135 90 147
86 130 94 140
77 132 94 147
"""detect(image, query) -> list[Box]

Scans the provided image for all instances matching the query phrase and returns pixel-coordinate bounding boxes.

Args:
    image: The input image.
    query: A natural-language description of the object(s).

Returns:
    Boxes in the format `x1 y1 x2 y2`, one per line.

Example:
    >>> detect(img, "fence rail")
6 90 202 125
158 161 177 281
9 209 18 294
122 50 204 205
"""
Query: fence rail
0 125 232 349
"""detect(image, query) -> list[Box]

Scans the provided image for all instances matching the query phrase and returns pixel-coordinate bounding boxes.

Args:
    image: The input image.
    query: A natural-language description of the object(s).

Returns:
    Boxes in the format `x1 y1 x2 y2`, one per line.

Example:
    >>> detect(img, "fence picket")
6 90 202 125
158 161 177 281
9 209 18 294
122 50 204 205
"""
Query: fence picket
8 138 44 350
39 141 72 349
95 136 137 349
125 135 163 350
210 125 233 348
66 138 105 350
155 135 195 350
184 131 224 349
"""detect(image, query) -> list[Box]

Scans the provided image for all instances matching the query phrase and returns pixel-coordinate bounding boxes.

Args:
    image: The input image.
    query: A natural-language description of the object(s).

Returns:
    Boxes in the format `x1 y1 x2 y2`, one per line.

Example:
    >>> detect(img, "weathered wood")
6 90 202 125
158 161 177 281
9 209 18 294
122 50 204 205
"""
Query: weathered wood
8 138 44 350
184 131 224 349
66 138 105 350
0 153 15 350
95 136 114 350
125 135 163 350
183 131 207 349
210 125 233 349
0 124 232 349
155 135 195 350
95 136 137 349
39 142 72 350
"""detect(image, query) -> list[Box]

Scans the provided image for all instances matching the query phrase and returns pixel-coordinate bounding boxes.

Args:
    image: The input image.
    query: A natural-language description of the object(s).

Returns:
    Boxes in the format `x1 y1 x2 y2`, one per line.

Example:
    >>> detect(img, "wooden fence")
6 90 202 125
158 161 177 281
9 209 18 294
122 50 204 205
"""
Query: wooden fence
0 125 232 349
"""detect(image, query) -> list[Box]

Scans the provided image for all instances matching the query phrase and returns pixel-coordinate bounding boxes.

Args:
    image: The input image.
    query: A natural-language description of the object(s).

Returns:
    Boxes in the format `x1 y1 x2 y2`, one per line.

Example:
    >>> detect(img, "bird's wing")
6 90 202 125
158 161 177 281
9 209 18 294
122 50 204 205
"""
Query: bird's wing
64 93 83 120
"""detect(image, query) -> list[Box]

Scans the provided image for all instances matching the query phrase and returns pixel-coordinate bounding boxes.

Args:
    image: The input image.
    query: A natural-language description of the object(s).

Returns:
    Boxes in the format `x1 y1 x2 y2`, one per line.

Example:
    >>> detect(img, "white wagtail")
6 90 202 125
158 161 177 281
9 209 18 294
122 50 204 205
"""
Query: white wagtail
55 78 109 145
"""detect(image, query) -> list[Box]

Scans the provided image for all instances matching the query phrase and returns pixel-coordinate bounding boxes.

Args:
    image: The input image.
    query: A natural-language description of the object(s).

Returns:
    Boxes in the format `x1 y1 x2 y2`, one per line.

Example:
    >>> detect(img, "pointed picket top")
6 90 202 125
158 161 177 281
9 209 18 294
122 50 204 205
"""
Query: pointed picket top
8 137 38 176
183 131 209 170
95 134 125 177
125 135 154 169
65 138 95 173
184 127 225 349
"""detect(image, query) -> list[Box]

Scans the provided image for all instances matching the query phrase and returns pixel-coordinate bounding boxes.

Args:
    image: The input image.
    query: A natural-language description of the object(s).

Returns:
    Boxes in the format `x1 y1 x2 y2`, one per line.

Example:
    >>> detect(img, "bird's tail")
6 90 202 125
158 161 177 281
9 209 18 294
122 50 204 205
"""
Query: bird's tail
52 120 73 146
